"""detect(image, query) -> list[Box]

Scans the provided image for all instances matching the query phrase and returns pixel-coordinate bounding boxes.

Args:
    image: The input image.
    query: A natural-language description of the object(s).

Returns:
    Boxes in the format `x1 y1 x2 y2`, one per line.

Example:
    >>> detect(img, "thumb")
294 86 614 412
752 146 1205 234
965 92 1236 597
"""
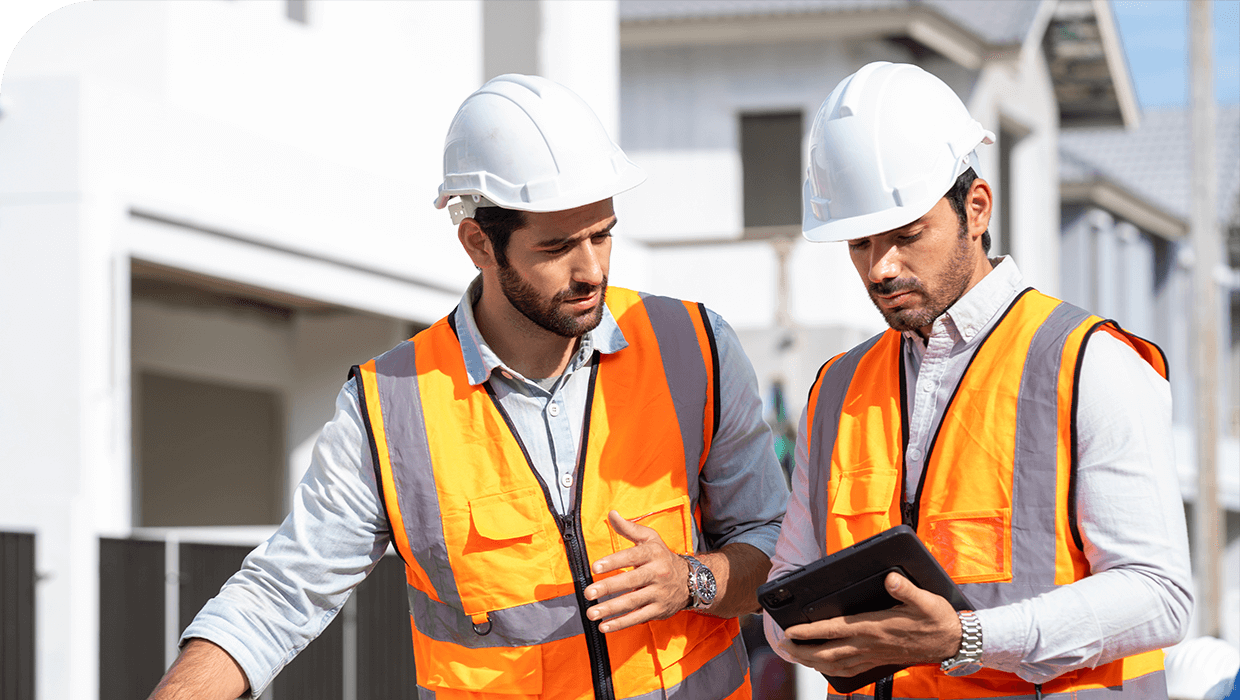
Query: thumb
608 509 656 545
884 570 926 607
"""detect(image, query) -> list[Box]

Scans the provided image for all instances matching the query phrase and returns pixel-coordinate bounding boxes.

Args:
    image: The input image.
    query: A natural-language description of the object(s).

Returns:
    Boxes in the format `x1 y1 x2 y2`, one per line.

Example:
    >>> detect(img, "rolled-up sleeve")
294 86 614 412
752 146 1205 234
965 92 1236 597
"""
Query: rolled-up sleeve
180 379 390 698
696 309 789 556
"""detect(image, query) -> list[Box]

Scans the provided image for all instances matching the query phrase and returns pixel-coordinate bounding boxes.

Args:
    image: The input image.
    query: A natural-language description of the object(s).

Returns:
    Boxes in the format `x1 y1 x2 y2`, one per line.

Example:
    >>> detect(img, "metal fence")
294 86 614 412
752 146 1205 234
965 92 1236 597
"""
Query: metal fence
99 538 415 700
0 531 36 700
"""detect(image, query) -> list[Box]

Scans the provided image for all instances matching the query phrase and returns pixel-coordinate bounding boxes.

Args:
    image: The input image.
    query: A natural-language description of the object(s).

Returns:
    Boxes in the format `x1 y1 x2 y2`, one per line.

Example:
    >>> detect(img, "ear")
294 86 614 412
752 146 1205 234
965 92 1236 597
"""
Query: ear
458 218 495 269
966 178 993 242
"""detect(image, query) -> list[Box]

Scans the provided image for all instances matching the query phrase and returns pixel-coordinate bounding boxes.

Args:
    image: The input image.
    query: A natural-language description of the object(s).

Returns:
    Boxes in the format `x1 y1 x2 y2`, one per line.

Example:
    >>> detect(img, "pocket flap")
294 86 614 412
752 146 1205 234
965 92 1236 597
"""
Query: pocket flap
832 468 899 515
469 487 545 542
609 496 692 555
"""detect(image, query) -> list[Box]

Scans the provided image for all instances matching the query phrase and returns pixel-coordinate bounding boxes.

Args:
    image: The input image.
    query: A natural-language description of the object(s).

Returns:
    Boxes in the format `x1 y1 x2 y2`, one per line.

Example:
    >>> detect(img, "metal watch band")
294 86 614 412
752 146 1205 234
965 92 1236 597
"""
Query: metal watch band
941 610 983 675
680 554 716 609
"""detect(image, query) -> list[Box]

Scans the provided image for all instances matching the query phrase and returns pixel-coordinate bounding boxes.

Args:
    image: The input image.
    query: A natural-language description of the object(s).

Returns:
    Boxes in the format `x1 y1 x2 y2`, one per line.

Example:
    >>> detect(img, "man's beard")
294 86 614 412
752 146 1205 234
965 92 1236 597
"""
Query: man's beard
498 264 607 338
867 229 974 333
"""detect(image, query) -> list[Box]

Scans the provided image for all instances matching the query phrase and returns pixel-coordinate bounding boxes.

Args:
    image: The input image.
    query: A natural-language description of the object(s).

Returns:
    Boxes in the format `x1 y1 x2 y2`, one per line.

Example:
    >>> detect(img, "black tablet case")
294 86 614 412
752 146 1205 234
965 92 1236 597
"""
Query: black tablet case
758 524 974 693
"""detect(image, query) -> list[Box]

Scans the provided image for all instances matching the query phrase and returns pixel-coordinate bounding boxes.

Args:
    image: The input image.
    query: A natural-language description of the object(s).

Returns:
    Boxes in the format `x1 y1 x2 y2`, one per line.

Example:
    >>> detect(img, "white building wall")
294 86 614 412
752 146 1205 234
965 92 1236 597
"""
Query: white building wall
621 31 1063 416
0 2 623 697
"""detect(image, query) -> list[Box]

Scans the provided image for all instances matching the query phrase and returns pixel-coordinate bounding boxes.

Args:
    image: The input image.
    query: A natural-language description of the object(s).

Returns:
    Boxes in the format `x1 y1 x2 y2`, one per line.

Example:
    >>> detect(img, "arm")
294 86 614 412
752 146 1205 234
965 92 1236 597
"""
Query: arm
149 381 392 698
584 310 789 631
146 639 247 700
975 332 1193 682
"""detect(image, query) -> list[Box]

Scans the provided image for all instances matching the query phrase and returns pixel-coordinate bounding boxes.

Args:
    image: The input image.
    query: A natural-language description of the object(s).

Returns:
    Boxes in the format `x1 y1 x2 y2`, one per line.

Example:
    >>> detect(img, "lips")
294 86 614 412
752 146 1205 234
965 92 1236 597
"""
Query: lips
876 290 915 308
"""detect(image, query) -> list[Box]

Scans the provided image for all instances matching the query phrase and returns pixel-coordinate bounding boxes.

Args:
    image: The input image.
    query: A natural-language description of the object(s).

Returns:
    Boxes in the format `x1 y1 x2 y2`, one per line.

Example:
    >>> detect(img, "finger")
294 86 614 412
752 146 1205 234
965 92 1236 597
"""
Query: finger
607 509 658 545
586 587 656 624
884 571 929 608
590 542 661 577
785 619 844 642
584 566 654 601
595 601 666 634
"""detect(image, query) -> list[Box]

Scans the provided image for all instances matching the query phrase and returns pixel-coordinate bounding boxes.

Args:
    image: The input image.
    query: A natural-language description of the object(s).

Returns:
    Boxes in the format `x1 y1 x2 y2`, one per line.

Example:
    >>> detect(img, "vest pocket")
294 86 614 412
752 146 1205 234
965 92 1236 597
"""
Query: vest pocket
922 509 1011 583
608 496 692 555
458 486 560 611
419 642 543 697
828 467 899 543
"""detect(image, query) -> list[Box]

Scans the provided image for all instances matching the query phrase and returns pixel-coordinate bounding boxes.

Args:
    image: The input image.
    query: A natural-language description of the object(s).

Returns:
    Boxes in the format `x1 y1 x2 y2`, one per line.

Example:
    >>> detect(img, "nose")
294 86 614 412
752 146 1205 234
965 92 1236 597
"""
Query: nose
572 239 606 287
867 242 901 285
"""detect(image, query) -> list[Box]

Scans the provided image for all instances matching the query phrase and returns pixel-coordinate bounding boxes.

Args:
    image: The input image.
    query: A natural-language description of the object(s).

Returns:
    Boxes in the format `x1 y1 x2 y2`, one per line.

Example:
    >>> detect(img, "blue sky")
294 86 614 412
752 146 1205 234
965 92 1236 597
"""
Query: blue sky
1112 0 1240 106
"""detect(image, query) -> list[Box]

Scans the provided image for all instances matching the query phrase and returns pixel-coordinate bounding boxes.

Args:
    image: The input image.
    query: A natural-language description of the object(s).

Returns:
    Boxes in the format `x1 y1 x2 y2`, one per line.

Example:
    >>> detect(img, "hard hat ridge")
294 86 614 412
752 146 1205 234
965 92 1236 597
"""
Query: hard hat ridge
802 61 995 242
434 74 646 219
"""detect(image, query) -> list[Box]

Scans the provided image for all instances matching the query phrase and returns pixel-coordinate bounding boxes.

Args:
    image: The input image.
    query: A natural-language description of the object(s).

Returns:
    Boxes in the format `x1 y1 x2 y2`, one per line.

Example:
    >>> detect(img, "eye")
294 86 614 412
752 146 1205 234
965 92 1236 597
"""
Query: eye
591 232 613 244
847 239 869 251
897 233 921 245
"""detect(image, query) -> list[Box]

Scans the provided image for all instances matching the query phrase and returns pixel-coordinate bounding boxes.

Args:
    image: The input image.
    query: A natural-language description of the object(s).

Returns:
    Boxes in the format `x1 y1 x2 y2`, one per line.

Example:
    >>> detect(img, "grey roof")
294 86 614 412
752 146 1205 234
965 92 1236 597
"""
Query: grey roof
1059 106 1240 226
619 0 1042 47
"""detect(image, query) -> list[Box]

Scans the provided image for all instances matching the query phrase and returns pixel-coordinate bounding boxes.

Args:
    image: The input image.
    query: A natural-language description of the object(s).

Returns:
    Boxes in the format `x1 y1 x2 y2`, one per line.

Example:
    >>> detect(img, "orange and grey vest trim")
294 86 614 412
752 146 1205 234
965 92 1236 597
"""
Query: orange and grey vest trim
804 289 1169 700
351 287 750 700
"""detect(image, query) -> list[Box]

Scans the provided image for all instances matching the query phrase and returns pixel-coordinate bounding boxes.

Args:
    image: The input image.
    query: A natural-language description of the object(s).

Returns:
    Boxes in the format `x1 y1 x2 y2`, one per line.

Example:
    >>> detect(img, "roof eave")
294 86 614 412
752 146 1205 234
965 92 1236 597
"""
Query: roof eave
1061 179 1186 240
620 6 1015 70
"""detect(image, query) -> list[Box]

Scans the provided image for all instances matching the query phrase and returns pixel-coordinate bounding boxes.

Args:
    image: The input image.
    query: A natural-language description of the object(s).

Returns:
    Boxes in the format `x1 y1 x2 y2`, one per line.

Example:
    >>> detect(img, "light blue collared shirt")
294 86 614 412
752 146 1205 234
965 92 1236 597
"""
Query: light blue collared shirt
183 279 788 697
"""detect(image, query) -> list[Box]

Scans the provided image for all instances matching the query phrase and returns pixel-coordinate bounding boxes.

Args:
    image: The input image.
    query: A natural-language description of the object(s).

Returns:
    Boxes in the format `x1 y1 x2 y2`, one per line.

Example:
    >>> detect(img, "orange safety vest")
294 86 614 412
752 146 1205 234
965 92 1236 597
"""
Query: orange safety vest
803 289 1170 700
351 287 750 700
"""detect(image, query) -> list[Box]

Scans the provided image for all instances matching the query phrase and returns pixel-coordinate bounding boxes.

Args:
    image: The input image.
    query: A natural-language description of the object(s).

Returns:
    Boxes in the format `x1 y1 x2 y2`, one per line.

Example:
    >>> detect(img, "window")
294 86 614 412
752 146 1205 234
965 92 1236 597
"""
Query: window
136 373 284 527
741 112 803 231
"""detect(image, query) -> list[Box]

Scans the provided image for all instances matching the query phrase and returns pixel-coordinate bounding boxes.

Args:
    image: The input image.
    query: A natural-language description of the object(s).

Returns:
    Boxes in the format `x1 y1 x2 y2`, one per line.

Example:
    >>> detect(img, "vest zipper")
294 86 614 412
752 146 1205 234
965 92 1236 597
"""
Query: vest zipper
483 359 615 700
558 514 616 700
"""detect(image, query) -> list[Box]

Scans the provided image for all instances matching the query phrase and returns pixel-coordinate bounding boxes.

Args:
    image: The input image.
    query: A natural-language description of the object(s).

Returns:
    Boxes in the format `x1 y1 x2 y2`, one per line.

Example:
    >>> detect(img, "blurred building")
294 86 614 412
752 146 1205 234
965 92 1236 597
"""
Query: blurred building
0 1 1235 699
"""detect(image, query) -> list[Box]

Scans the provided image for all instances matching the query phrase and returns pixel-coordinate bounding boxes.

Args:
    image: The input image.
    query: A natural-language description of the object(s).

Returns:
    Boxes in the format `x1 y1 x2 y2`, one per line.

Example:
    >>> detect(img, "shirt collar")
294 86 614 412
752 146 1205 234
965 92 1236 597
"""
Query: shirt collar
902 255 1024 345
453 276 629 386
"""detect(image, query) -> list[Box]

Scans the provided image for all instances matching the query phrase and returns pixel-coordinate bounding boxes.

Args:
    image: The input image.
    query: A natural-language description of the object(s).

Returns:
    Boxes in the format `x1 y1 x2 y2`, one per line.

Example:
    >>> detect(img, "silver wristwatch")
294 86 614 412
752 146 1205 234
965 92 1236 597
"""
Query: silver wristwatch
681 555 717 610
940 610 983 676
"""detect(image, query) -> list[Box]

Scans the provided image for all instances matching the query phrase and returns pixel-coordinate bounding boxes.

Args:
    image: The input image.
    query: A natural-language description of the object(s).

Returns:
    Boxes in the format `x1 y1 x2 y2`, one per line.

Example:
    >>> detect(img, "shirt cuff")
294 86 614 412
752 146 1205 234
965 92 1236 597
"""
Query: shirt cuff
181 614 284 698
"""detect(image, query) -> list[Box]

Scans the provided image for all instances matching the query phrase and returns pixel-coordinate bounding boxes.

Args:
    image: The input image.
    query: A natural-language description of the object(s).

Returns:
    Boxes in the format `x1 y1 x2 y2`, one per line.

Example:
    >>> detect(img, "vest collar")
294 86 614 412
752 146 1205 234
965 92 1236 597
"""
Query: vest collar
454 276 629 386
903 255 1023 351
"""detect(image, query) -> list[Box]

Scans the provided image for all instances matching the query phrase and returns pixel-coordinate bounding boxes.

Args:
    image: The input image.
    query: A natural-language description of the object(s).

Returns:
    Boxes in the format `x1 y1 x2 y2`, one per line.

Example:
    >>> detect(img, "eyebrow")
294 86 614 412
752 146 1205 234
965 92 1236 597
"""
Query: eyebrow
534 217 618 248
848 214 931 245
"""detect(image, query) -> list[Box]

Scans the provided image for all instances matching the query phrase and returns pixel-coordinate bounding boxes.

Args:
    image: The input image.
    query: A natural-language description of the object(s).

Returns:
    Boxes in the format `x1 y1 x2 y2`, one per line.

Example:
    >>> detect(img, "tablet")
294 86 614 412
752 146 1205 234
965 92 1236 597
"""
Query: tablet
758 524 973 693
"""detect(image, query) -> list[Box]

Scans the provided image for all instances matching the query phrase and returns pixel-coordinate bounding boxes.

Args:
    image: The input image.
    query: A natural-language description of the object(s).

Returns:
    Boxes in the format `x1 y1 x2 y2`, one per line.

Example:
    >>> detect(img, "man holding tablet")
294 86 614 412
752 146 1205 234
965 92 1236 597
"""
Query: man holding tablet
765 62 1192 700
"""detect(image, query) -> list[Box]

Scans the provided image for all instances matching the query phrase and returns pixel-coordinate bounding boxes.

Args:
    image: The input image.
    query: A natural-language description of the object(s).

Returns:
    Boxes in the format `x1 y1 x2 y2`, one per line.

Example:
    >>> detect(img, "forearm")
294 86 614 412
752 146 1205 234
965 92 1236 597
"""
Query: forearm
978 566 1191 683
698 542 771 618
147 639 248 700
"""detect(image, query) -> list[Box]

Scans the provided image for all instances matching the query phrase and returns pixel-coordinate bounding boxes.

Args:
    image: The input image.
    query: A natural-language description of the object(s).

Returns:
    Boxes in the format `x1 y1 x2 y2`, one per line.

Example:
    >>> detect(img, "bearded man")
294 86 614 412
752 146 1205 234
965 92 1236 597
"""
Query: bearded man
765 62 1191 700
148 74 787 700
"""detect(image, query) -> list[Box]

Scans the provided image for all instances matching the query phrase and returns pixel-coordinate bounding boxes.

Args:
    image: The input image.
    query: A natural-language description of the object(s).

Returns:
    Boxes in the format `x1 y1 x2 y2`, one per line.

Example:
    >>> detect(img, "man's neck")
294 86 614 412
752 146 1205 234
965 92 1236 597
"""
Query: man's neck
473 284 579 380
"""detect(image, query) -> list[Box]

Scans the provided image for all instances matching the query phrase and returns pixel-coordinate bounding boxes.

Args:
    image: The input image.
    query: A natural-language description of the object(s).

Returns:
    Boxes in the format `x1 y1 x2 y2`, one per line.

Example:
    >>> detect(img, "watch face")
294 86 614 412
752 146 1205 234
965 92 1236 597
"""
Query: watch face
694 567 717 605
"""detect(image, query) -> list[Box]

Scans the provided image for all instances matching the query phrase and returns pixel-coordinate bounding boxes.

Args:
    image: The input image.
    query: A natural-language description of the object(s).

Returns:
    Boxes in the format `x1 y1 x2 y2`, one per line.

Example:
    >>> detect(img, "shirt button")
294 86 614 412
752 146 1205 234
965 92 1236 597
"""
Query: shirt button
919 383 931 393
908 448 924 462
548 402 560 417
560 474 573 489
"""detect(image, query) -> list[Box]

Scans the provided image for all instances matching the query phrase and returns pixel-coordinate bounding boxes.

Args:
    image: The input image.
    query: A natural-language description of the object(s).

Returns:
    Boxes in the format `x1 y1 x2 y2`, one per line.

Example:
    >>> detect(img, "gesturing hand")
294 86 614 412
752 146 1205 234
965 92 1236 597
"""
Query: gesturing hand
583 510 690 633
776 571 962 677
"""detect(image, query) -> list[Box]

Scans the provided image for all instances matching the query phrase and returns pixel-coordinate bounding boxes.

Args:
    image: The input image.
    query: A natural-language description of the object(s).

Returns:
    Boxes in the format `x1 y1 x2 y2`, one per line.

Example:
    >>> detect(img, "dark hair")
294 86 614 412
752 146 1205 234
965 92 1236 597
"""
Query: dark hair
945 167 990 253
472 206 527 267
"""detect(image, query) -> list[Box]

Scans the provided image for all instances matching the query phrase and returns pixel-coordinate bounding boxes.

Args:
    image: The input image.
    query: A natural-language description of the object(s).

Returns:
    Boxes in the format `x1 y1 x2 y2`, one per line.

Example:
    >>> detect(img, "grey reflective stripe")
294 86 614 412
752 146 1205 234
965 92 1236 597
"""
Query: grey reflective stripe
639 294 708 496
407 584 584 648
1007 301 1093 594
370 340 464 610
808 332 888 549
830 669 1166 700
417 687 435 700
639 293 710 544
659 628 749 700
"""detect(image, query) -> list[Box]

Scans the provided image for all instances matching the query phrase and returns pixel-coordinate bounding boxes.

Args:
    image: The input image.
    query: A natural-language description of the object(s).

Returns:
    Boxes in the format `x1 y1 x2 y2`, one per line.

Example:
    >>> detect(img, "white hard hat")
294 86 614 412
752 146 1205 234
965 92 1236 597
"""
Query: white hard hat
434 74 646 223
802 61 995 242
